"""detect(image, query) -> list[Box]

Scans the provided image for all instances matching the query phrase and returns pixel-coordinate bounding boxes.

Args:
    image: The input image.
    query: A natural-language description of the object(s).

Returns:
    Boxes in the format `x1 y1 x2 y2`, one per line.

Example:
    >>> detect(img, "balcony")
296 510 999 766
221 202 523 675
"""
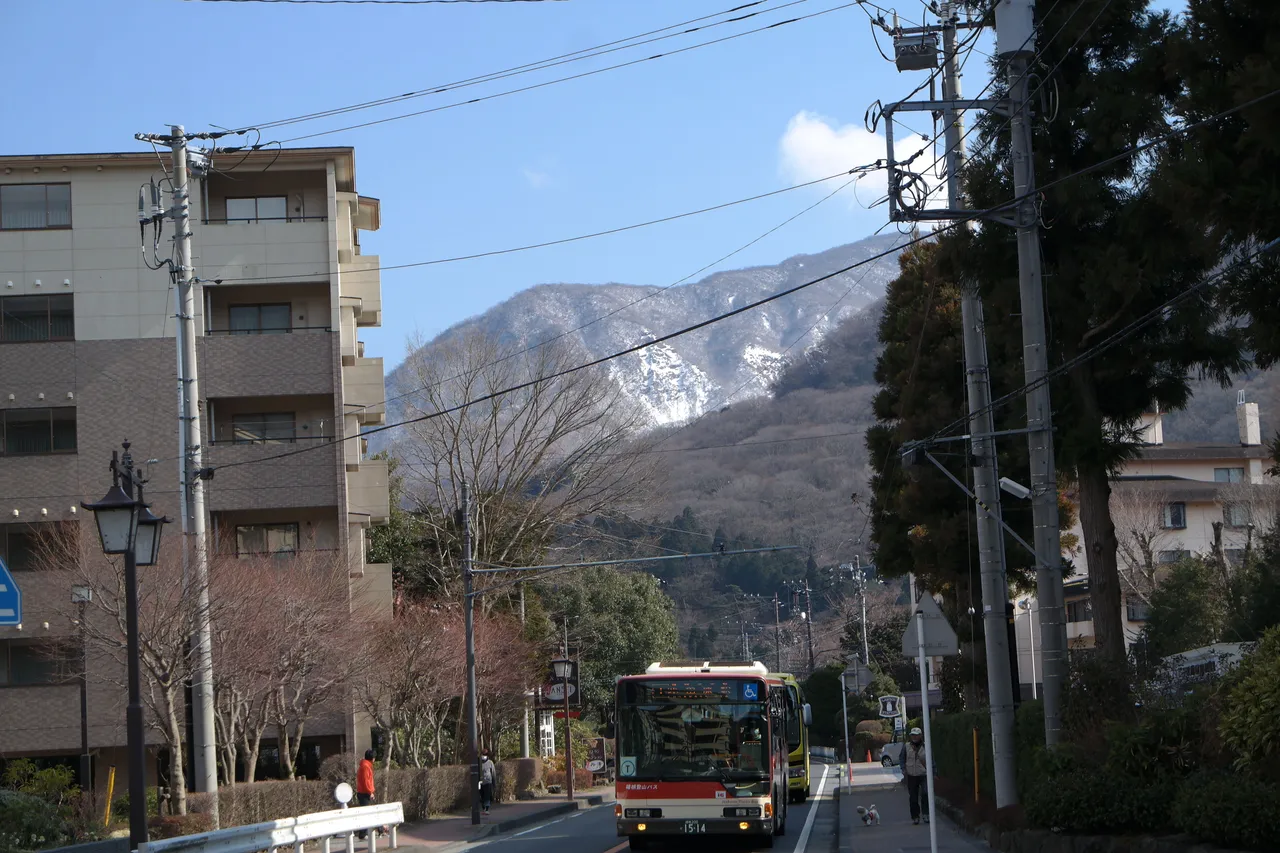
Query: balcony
196 220 331 284
342 357 385 426
340 256 382 327
347 458 390 525
199 332 334 399
203 440 340 513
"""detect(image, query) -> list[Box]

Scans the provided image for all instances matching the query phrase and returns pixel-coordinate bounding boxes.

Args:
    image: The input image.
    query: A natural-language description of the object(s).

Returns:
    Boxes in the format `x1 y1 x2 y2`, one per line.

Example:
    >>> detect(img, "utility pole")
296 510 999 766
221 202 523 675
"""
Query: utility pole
999 0 1067 747
877 2 1021 806
136 125 219 821
520 583 530 759
940 2 1018 807
462 483 482 825
854 557 870 667
803 581 815 675
773 593 782 672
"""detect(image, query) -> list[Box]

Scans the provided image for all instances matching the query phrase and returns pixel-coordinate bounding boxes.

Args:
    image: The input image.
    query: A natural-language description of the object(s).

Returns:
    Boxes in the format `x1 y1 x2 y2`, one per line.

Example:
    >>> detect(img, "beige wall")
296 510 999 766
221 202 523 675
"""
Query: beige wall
205 282 331 334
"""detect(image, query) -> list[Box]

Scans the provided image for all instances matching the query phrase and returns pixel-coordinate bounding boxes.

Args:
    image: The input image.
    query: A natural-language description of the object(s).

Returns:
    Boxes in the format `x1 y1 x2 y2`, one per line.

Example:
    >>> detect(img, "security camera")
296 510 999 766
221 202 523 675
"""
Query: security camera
999 477 1032 500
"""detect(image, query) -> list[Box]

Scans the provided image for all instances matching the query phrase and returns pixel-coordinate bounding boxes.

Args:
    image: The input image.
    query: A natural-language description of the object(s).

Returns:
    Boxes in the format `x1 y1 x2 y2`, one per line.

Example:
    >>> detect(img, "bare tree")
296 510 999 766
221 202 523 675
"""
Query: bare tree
1110 485 1173 605
391 329 659 604
34 525 205 814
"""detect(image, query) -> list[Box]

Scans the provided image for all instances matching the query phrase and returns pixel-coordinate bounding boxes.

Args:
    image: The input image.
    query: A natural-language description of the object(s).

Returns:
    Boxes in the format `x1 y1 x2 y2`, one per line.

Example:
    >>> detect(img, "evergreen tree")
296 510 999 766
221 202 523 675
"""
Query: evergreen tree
955 0 1245 661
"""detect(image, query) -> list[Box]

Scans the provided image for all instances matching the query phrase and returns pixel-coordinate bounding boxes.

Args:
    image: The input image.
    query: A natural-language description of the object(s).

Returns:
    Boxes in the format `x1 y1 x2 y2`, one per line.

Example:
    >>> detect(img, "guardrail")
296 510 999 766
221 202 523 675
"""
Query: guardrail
138 802 404 853
811 746 837 760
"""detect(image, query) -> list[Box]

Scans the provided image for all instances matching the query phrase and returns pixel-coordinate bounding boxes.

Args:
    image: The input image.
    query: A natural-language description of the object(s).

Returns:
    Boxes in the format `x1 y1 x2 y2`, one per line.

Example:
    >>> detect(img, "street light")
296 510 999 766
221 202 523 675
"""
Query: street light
82 441 170 850
551 657 575 803
71 585 93 804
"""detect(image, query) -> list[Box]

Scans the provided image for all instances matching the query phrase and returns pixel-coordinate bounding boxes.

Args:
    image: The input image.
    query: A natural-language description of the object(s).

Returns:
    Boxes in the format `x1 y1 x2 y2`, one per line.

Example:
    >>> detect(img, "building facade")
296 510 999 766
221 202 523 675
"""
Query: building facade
0 146 391 792
1012 397 1274 692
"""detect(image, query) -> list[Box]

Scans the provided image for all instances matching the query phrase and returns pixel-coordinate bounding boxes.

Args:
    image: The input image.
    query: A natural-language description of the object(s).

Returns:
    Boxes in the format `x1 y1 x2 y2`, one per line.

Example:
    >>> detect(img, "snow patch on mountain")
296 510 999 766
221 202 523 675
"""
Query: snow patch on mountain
610 345 715 425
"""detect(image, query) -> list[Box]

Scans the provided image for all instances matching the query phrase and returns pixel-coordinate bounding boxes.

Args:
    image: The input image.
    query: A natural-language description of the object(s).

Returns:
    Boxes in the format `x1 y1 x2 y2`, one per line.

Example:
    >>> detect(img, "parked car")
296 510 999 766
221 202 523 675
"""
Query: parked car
879 741 904 768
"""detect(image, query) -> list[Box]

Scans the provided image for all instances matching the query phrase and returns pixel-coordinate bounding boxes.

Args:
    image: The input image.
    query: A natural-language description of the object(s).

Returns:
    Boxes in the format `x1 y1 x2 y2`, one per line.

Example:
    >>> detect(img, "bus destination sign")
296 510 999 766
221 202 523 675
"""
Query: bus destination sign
625 679 764 704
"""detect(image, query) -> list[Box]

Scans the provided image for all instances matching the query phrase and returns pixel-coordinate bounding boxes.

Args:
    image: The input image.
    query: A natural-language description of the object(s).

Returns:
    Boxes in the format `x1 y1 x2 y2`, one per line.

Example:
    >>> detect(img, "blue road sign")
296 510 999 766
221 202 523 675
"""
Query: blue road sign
0 556 21 626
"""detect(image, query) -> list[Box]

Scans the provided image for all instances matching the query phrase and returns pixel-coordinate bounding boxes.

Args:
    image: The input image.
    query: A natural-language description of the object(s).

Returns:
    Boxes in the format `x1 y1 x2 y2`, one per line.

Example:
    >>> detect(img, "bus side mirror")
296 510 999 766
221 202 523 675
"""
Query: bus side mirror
802 704 813 727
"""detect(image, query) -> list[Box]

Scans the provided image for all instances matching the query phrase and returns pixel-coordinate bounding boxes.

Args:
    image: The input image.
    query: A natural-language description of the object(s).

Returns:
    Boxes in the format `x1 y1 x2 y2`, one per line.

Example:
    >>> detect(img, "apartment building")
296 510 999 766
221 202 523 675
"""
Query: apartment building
0 146 391 792
1012 397 1273 688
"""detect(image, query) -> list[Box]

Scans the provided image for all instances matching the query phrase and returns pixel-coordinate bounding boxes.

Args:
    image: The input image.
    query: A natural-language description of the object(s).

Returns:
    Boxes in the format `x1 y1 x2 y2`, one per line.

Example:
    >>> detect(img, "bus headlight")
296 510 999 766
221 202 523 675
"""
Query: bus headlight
637 824 647 832
788 767 805 778
739 822 750 831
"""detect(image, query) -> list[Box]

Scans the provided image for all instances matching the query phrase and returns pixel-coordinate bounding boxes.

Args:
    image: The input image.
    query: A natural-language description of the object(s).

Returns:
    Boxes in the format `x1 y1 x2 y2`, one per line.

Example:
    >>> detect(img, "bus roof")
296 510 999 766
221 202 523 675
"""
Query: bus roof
645 660 770 676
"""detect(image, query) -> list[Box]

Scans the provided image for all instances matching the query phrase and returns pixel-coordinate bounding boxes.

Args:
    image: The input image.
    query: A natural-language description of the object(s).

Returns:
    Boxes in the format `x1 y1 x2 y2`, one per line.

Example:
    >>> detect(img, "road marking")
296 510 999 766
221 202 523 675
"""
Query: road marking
512 816 568 837
600 844 628 853
792 763 829 853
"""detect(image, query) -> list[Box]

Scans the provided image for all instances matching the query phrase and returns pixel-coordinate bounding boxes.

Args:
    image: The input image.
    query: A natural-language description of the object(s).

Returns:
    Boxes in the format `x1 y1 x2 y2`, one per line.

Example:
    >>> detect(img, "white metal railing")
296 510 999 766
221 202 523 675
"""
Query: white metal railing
139 802 404 853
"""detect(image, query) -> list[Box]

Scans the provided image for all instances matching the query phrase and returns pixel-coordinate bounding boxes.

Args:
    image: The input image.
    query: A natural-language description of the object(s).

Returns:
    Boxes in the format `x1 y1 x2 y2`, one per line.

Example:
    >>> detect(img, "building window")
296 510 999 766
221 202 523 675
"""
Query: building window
225 196 288 223
1162 502 1187 529
1 294 74 342
1067 599 1093 623
1126 598 1151 622
0 641 62 686
1 407 76 455
228 304 291 335
1224 503 1252 528
235 522 299 557
232 412 296 444
0 184 71 230
1214 467 1245 483
1158 549 1191 564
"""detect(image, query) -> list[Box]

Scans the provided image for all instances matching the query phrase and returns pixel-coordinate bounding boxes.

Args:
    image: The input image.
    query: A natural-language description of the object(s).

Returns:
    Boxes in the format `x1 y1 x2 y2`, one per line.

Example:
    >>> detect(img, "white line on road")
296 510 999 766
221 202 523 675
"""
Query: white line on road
793 763 829 853
512 816 568 837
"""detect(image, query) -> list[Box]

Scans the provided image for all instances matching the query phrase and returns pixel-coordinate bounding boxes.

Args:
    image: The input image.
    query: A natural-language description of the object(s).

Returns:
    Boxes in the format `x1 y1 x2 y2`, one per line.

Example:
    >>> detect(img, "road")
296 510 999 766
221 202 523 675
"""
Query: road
468 762 838 853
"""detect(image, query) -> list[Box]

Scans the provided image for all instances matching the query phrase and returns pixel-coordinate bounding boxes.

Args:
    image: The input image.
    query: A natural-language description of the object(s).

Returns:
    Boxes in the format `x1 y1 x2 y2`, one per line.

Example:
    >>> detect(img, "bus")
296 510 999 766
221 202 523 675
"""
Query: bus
774 672 813 803
615 661 792 850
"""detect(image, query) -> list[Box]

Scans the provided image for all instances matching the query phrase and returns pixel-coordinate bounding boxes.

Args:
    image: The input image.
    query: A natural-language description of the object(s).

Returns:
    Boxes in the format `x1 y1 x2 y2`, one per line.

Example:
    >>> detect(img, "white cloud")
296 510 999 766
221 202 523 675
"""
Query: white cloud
778 110 942 212
523 168 552 189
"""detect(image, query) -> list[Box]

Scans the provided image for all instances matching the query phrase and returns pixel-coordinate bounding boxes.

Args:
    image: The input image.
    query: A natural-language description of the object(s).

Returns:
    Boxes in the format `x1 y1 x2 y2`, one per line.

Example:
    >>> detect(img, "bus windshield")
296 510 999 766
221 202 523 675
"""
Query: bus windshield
617 686 771 782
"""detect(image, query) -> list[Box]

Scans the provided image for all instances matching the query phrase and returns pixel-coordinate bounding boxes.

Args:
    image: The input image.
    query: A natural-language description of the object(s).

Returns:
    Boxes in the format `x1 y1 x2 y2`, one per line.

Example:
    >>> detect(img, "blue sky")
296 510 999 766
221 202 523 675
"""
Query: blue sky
4 0 1182 368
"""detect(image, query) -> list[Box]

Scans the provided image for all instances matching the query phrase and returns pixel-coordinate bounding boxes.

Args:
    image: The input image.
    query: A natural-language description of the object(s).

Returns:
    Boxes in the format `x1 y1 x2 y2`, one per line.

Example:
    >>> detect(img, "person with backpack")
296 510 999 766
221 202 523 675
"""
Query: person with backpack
479 750 497 815
902 727 930 825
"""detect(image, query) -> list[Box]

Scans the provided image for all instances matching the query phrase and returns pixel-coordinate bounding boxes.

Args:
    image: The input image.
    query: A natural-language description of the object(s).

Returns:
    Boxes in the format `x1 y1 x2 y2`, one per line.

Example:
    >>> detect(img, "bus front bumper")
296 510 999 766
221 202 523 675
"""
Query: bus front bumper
618 818 772 838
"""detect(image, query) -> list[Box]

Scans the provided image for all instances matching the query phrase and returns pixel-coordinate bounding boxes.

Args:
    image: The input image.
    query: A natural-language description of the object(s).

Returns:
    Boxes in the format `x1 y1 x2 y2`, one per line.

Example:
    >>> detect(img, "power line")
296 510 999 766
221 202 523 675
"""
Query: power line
275 2 863 143
209 164 880 285
202 85 1280 479
237 0 806 133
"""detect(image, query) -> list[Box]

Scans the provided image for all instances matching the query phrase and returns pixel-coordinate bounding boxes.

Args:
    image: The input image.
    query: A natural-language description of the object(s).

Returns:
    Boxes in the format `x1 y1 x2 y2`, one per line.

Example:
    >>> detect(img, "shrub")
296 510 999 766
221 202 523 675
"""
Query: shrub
426 766 469 815
319 753 357 785
1022 762 1172 834
148 813 213 840
0 789 69 853
497 759 542 802
113 787 161 821
377 769 430 821
194 780 332 827
1217 625 1280 783
544 769 593 790
1171 772 1280 852
854 720 885 735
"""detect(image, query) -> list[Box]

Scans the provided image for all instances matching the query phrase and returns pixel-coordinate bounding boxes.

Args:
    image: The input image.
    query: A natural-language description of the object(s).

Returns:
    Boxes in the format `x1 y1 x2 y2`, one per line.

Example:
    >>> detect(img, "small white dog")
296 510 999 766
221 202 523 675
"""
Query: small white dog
856 804 880 826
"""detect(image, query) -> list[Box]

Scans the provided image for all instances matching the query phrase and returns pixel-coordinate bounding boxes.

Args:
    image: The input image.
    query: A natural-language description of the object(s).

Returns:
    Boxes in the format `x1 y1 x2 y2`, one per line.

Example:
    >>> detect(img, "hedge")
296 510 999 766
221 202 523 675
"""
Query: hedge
1171 772 1280 852
929 699 1045 804
0 789 68 853
189 758 545 828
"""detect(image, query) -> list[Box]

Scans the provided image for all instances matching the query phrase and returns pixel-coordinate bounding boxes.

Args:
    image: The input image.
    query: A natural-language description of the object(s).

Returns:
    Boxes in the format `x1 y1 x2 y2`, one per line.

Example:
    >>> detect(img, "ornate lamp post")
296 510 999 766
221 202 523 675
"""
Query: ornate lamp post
82 441 170 850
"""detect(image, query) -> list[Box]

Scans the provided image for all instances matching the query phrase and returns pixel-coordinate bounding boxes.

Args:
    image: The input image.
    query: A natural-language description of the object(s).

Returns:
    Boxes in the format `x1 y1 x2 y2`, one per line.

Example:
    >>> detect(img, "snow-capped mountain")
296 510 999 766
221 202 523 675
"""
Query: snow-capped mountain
383 234 907 429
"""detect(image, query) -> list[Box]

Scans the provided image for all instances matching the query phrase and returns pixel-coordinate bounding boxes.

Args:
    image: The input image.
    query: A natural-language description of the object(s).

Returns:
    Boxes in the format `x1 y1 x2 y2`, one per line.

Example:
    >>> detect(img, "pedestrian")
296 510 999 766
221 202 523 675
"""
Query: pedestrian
479 749 497 815
902 727 929 825
356 749 376 839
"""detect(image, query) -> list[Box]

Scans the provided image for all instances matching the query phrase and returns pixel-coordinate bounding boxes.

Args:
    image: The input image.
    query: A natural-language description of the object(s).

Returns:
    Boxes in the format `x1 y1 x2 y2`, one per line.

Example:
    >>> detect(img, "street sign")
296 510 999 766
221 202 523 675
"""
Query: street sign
843 662 874 694
537 659 581 708
879 695 903 718
901 591 960 658
0 556 21 627
587 759 605 773
894 715 904 732
553 711 582 719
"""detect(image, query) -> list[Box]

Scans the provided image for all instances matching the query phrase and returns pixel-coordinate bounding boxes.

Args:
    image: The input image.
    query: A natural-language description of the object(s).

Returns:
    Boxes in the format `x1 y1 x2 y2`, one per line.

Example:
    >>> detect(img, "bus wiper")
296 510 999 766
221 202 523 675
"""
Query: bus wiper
714 765 738 795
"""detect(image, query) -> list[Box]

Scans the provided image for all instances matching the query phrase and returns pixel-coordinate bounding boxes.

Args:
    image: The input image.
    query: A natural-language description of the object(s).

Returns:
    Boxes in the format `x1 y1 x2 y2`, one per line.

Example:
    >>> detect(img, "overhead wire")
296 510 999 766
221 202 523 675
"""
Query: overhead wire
274 2 865 143
235 0 807 133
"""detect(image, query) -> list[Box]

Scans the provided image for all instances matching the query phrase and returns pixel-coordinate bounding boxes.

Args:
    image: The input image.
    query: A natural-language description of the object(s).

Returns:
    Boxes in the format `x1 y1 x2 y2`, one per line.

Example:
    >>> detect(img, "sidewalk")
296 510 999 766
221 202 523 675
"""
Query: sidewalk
837 775 989 853
384 788 613 853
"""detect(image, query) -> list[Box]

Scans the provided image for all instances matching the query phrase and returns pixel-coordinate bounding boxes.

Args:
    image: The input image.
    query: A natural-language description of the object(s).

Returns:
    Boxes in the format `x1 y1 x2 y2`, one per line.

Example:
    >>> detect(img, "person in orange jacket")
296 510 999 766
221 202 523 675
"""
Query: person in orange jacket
356 749 376 839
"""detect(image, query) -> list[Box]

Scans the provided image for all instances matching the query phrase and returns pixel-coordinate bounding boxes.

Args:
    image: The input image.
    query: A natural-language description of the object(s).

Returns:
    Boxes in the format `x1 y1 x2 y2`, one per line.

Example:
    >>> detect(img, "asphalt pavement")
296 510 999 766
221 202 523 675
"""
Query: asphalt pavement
458 763 840 853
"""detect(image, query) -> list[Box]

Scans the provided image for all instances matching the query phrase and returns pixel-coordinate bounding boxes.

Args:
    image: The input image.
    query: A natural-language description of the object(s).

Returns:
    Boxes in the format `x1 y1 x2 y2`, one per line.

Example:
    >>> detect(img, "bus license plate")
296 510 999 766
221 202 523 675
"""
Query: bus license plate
682 821 707 834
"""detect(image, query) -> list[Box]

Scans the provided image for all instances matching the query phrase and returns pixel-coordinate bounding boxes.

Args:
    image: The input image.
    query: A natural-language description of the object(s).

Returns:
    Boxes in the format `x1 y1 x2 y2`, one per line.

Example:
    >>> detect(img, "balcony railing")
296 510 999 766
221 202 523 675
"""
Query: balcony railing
202 215 329 224
205 325 332 336
209 419 336 445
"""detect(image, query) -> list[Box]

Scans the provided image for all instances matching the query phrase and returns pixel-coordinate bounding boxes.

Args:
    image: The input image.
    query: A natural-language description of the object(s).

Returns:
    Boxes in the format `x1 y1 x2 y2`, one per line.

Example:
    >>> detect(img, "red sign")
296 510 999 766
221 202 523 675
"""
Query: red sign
553 711 582 719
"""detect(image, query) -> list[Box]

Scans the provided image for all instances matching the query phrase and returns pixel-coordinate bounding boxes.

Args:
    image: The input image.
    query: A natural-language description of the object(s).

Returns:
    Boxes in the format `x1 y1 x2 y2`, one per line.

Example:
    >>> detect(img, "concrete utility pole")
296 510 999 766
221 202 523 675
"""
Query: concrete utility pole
773 593 782 672
998 0 1068 747
938 4 1019 807
803 581 816 675
137 125 220 822
562 616 575 803
461 482 482 825
520 582 530 759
